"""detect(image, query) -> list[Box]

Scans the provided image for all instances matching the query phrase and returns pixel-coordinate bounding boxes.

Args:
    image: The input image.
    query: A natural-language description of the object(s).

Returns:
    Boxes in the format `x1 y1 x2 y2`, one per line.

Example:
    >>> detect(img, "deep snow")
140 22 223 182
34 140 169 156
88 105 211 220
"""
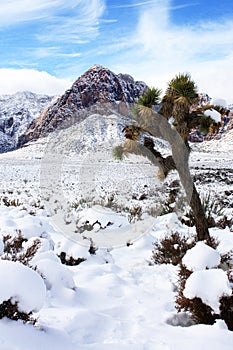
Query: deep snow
0 119 232 349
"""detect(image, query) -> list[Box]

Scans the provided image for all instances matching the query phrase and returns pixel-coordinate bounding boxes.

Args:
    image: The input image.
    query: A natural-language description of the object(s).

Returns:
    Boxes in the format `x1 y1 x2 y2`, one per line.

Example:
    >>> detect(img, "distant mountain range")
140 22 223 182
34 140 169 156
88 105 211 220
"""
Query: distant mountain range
0 64 232 154
0 65 147 153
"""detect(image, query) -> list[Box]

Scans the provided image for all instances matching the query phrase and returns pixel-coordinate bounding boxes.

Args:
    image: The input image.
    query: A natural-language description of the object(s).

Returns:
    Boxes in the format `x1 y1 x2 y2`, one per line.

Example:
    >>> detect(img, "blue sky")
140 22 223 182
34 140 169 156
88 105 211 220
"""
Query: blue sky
0 0 233 103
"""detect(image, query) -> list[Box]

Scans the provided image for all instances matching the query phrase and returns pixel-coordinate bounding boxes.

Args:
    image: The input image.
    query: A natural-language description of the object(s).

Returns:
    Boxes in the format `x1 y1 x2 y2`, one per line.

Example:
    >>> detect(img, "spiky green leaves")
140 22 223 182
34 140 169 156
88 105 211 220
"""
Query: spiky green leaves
168 73 198 102
122 125 142 140
112 145 124 160
132 87 161 120
137 87 161 108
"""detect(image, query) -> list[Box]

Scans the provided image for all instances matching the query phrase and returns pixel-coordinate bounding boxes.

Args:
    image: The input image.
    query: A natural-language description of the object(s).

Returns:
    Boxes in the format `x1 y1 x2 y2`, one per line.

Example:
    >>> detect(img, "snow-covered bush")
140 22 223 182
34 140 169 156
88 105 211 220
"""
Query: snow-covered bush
151 231 195 265
1 231 41 266
0 228 57 323
183 193 226 228
0 260 46 322
1 197 22 207
176 241 233 329
182 241 221 271
216 214 233 229
32 258 76 292
176 264 217 325
55 236 96 266
160 181 181 216
220 290 233 330
59 251 86 266
202 193 225 227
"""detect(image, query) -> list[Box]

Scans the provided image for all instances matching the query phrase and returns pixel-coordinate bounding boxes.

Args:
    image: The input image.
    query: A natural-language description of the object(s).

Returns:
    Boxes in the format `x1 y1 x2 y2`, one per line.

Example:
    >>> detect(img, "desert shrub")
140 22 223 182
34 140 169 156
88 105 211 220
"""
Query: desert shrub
176 256 233 330
151 232 196 265
0 299 35 324
0 259 46 324
160 181 181 216
180 211 196 227
182 193 225 228
112 145 124 160
220 295 233 331
205 235 219 249
3 231 27 255
1 231 41 266
82 237 98 255
59 251 86 266
128 206 142 223
220 251 233 270
1 197 22 207
219 270 233 330
88 239 98 255
202 193 224 227
175 263 217 325
216 215 233 229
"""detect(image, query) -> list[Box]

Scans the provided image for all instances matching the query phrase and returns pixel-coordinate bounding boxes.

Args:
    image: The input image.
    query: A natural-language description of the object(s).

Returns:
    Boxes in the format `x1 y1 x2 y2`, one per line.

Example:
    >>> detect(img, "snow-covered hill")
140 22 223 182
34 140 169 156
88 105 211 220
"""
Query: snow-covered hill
0 91 55 153
19 65 147 145
0 66 232 349
0 133 233 348
0 104 233 348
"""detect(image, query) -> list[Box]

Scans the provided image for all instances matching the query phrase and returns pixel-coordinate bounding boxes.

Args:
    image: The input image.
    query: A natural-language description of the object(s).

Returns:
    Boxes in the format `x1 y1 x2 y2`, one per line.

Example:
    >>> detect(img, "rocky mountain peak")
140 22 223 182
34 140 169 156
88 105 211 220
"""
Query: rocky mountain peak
19 65 148 145
88 63 106 71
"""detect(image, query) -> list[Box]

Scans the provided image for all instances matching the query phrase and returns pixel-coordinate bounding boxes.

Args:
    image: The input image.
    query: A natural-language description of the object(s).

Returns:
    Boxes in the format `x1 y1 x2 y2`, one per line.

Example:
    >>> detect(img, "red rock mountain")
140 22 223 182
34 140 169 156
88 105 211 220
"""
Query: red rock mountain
20 65 147 145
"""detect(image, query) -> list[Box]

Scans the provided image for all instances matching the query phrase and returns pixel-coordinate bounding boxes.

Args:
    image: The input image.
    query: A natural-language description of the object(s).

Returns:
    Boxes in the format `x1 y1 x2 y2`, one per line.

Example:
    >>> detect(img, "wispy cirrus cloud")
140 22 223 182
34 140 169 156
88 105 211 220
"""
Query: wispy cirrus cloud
0 0 74 25
111 0 233 103
0 1 107 94
1 0 233 104
111 0 197 10
0 0 106 43
32 47 82 59
110 0 158 8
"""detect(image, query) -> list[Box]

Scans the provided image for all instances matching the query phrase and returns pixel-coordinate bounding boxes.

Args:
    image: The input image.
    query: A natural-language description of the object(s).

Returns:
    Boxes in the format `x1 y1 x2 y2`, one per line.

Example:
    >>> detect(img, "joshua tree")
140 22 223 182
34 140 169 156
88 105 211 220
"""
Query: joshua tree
115 74 212 241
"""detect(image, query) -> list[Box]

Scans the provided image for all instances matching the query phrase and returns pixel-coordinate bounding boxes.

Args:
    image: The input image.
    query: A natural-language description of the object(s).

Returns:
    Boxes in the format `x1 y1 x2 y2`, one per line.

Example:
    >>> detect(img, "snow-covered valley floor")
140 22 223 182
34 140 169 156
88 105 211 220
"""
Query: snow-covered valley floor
0 132 233 350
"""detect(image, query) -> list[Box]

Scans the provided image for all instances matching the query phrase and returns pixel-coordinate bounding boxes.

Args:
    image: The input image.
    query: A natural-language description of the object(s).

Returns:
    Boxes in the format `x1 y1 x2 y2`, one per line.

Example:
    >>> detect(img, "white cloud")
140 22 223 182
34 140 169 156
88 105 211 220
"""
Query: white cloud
0 68 72 95
0 0 70 25
0 0 106 43
37 0 106 44
111 0 197 10
32 47 82 59
115 0 233 104
111 1 159 9
1 0 233 104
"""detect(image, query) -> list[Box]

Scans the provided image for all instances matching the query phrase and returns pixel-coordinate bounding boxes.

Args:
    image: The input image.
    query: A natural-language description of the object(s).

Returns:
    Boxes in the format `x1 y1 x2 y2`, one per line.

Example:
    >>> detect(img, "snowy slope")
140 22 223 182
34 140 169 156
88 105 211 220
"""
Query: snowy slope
0 110 232 349
0 205 233 349
0 91 55 152
19 65 147 145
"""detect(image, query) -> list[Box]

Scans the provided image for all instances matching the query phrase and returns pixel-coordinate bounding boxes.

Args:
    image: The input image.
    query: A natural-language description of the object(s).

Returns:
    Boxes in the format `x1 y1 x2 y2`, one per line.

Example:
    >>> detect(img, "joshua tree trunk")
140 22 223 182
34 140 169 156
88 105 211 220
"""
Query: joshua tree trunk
176 163 210 241
144 139 210 241
189 184 210 240
122 107 210 241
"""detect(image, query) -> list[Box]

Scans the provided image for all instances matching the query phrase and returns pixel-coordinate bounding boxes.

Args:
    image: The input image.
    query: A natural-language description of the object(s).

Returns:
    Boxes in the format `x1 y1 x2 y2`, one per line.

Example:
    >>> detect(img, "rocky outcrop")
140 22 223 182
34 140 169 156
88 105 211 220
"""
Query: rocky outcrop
0 92 54 153
19 65 147 145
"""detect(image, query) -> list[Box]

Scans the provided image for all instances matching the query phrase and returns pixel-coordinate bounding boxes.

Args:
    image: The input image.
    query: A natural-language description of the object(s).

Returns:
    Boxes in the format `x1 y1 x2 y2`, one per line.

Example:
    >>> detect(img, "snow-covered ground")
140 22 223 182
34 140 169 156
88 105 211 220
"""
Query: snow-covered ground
0 122 233 349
